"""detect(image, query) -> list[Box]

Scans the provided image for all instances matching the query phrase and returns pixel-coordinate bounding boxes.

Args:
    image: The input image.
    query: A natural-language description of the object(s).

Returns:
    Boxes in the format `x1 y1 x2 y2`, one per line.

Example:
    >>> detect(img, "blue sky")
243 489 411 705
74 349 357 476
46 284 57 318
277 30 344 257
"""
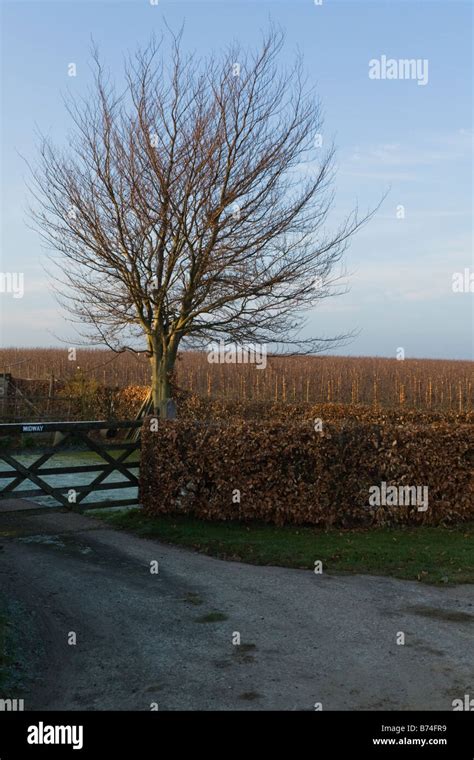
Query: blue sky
1 0 472 359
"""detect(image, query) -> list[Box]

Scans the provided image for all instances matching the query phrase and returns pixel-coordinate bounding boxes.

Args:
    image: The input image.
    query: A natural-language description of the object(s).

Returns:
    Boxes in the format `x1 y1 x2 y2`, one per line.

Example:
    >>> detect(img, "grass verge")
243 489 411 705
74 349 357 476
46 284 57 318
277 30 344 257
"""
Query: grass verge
92 508 474 585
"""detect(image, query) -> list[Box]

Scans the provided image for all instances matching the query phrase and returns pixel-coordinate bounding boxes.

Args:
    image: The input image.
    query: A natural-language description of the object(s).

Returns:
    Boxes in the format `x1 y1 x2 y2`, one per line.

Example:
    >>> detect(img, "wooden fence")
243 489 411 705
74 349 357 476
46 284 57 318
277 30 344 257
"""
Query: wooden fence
0 420 142 511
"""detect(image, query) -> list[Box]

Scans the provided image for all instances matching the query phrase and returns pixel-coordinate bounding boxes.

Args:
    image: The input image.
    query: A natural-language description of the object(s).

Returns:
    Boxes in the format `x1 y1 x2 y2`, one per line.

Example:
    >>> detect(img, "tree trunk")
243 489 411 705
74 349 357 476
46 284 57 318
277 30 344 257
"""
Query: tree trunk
149 349 175 418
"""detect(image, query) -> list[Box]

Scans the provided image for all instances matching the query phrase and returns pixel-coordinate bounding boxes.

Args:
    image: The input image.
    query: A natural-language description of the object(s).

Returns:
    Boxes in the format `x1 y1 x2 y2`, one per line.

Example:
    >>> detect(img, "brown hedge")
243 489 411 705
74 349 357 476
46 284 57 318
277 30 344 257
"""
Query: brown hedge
140 418 474 527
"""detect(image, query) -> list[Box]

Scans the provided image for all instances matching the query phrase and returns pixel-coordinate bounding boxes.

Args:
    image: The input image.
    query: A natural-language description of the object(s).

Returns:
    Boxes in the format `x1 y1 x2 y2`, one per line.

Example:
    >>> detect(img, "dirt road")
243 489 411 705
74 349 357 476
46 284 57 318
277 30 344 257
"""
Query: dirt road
0 504 472 710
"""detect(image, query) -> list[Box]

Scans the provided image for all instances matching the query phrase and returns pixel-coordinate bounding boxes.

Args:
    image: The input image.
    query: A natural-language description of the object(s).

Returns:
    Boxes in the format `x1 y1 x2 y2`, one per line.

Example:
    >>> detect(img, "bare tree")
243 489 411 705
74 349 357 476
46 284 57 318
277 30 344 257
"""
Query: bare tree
29 28 375 416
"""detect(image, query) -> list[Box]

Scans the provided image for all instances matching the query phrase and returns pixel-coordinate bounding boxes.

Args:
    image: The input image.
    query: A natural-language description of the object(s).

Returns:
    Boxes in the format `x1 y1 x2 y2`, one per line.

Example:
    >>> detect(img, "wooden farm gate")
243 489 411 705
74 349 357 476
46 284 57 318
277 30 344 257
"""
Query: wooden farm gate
0 420 142 511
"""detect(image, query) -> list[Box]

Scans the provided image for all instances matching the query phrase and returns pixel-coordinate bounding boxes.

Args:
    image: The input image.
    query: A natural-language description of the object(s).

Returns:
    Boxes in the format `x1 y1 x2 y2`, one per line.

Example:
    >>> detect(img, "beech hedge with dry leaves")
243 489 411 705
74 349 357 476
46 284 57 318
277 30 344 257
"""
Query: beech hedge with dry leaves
140 417 473 527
